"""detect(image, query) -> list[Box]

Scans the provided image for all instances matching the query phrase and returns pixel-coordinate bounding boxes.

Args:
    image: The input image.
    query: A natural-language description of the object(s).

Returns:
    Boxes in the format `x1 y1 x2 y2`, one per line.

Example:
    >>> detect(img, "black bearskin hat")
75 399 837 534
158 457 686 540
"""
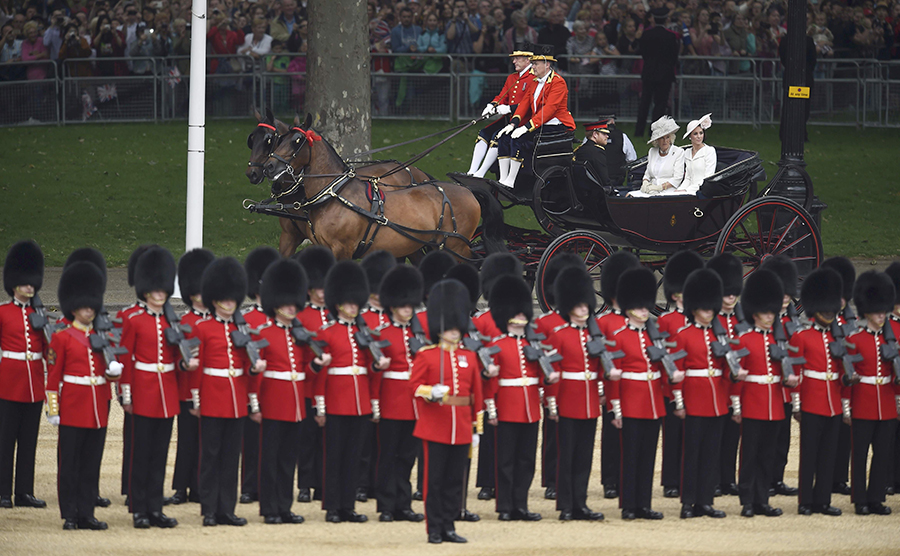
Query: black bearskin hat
418 250 456 299
293 246 335 290
4 240 43 296
555 266 596 320
663 251 705 302
821 256 855 302
361 250 397 295
178 248 215 302
759 255 798 298
445 263 480 312
426 279 471 344
617 267 658 312
245 246 281 299
683 269 723 320
127 244 157 288
64 247 107 287
706 253 743 297
542 252 583 307
324 261 370 316
600 250 640 302
58 261 104 322
800 267 843 317
490 275 534 331
741 269 783 320
134 247 176 300
480 253 523 300
380 265 424 310
853 271 895 316
260 259 308 318
201 257 247 311
884 262 900 307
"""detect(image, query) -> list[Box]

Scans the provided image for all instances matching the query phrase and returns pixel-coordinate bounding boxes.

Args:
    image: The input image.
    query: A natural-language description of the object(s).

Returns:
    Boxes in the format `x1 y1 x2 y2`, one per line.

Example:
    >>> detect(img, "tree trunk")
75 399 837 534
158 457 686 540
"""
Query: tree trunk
307 0 371 157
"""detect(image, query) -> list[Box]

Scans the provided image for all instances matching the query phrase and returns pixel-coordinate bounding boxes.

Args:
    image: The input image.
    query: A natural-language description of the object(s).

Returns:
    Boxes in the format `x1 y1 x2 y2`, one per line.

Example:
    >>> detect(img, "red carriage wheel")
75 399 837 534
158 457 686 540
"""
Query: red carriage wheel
535 230 614 313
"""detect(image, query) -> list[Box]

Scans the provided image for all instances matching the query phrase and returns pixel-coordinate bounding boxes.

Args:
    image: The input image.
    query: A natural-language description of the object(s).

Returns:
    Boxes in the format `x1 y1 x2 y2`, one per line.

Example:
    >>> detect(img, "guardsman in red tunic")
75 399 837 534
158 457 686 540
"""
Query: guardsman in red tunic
846 271 898 516
734 270 798 518
414 279 484 544
547 266 606 521
195 257 265 527
0 240 48 510
791 267 847 517
884 262 900 495
608 267 678 520
372 264 426 523
170 248 214 505
468 46 534 177
120 247 194 529
47 261 117 530
316 261 389 523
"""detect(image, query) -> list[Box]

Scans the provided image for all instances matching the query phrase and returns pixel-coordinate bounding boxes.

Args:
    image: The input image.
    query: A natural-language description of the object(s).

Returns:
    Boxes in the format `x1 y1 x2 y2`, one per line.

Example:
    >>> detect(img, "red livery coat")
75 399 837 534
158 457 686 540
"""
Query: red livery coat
608 324 667 420
119 308 181 419
115 302 144 328
657 310 687 399
547 323 603 420
411 344 483 445
370 319 417 421
510 69 575 131
790 324 844 417
846 327 899 421
671 323 730 417
194 316 251 419
735 328 786 421
315 319 374 416
0 300 48 403
256 320 310 422
176 308 208 402
485 334 543 424
46 326 112 429
492 66 534 106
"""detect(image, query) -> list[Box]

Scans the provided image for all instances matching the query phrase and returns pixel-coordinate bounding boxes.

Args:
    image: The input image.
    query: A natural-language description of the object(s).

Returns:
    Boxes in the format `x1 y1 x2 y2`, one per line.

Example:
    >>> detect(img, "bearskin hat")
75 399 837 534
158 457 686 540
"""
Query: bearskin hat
480 253 523 300
617 267 658 312
134 247 176 300
600 250 640 302
201 257 247 311
64 247 107 287
490 275 534 331
293 246 335 290
445 263 480 312
4 240 43 296
418 250 456 298
426 279 472 344
740 269 784 320
853 270 895 316
260 259 308 318
127 244 157 287
58 261 105 322
542 252 583 307
380 264 424 310
884 262 900 307
759 255 799 298
800 267 843 317
244 246 281 299
706 253 744 297
177 248 215 303
663 251 705 302
361 250 397 295
821 256 855 302
555 266 597 320
324 260 369 316
683 269 723 321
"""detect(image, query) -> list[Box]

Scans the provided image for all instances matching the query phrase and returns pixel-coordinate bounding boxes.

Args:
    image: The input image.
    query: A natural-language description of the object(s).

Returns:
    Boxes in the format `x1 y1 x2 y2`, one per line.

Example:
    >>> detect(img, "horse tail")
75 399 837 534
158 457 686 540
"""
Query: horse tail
469 186 507 254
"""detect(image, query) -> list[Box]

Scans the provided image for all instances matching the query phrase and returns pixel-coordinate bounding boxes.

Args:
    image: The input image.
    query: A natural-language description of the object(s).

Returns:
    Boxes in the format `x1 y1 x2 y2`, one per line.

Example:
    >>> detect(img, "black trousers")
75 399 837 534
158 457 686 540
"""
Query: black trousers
199 416 242 516
0 399 41 497
851 418 898 506
323 414 367 511
738 418 779 507
541 408 558 489
620 417 661 511
719 408 741 487
798 412 841 507
833 421 852 485
358 419 378 495
635 79 672 137
894 421 900 488
773 401 792 484
600 406 620 487
296 398 322 492
423 441 467 536
130 414 174 514
682 415 725 507
556 416 597 512
58 425 106 520
259 418 301 517
121 411 132 495
172 401 199 494
661 399 682 489
376 418 417 514
475 421 495 489
241 413 260 496
495 421 539 513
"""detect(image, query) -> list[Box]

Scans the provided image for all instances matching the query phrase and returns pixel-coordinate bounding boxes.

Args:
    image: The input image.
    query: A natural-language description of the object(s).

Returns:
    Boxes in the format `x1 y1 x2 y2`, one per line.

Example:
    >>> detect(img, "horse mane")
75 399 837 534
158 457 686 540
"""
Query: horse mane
313 129 350 173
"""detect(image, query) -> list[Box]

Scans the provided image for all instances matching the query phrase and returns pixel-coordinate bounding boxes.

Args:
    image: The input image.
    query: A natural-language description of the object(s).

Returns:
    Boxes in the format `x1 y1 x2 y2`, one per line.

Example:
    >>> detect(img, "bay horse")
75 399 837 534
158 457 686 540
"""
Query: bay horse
261 113 505 260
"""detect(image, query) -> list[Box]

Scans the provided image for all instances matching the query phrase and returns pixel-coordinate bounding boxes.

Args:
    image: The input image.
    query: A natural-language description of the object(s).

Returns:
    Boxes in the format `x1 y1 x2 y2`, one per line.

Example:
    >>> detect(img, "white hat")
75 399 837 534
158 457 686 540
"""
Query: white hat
683 113 712 140
647 116 679 144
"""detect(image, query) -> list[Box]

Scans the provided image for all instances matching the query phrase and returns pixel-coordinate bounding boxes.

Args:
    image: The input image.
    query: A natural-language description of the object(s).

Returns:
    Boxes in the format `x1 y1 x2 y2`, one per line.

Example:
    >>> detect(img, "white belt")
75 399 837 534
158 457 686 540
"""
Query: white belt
561 371 598 381
621 371 662 381
803 370 840 382
263 370 306 382
135 361 176 373
63 374 107 386
498 377 540 387
203 367 244 378
1 350 42 361
328 365 367 376
382 371 410 380
685 368 723 378
744 374 781 384
858 375 891 386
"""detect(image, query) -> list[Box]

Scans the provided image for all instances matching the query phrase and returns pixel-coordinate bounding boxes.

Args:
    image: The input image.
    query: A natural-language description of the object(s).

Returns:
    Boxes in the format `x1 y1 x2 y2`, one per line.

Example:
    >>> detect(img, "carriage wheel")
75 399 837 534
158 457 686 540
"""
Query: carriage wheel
714 196 823 281
531 165 571 238
535 230 614 313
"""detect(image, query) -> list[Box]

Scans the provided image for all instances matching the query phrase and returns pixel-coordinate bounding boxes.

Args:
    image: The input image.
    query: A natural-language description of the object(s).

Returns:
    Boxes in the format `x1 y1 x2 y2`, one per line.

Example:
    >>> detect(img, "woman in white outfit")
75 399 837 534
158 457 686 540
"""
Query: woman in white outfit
682 113 717 196
628 116 685 198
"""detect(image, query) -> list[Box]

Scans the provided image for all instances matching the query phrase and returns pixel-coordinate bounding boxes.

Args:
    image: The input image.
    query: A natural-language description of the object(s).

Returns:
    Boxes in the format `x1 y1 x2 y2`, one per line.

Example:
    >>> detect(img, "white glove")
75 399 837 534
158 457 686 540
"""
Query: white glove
496 104 511 115
431 383 450 402
481 103 495 117
511 126 528 139
46 414 60 426
496 123 515 137
106 361 123 378
471 433 480 448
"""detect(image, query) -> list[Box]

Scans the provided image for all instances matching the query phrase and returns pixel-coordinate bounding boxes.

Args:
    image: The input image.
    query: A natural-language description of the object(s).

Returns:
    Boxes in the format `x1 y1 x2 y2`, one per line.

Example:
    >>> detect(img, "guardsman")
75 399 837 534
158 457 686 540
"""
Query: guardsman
372 264 426 524
47 260 120 530
884 262 900 495
573 119 612 196
846 271 897 516
195 257 264 527
468 45 534 177
413 279 484 544
170 248 215 505
0 240 48 509
791 267 847 517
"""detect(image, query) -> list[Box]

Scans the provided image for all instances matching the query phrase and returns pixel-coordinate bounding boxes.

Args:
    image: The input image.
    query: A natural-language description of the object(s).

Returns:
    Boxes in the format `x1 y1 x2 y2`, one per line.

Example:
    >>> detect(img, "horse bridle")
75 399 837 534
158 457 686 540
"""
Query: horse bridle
268 126 351 199
246 122 277 170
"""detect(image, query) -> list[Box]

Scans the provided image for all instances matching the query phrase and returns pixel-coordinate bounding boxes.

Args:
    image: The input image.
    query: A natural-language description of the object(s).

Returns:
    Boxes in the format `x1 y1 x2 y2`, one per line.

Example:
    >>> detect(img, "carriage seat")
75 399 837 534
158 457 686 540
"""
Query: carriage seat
532 129 575 175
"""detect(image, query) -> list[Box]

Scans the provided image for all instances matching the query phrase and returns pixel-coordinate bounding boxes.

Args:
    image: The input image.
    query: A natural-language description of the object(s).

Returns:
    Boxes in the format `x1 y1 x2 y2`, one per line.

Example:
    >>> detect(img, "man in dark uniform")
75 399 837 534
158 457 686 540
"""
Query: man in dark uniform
635 8 679 137
596 114 637 187
573 119 612 216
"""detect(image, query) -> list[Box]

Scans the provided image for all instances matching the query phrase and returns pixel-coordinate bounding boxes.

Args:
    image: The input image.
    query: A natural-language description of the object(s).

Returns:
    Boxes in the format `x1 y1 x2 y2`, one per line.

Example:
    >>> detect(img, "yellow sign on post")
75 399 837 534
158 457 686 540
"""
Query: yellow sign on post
788 86 810 99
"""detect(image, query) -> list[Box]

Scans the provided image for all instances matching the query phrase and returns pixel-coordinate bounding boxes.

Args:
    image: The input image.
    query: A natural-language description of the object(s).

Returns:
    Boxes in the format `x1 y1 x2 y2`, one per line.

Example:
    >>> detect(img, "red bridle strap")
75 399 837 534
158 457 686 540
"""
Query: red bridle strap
291 126 322 143
256 122 276 131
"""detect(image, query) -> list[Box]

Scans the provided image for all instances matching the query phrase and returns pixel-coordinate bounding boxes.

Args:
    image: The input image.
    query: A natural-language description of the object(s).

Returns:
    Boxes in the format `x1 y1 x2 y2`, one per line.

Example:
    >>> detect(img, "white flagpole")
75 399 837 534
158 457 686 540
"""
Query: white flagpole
185 0 208 253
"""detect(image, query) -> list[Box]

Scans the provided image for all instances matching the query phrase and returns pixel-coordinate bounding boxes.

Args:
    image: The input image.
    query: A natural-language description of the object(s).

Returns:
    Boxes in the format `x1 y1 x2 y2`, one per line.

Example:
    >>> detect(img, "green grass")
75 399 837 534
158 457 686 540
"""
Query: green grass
1 120 897 265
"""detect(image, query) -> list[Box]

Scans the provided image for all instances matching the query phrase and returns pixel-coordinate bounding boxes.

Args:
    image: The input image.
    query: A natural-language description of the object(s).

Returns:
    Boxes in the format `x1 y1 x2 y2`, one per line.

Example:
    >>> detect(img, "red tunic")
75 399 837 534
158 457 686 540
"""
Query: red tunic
846 327 898 421
472 310 502 341
119 308 181 419
176 308 208 402
736 328 786 421
598 311 627 409
510 69 575 131
790 324 844 417
115 302 144 328
485 335 543 424
671 323 730 417
371 319 417 421
411 344 483 445
535 311 566 403
0 300 48 403
194 316 251 419
547 323 602 420
297 303 331 399
256 320 309 422
609 324 667 420
315 319 374 416
46 326 112 429
492 66 534 106
416 310 429 340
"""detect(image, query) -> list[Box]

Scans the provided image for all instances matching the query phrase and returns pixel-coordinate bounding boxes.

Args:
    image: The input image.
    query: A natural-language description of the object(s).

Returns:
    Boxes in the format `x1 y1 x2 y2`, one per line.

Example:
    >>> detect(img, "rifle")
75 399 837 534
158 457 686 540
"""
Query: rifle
710 318 750 380
89 321 128 368
879 320 900 384
828 320 862 384
839 305 859 338
732 303 752 335
93 305 121 345
586 318 624 378
645 319 687 382
769 321 805 383
408 313 430 355
289 318 327 358
523 325 563 382
27 293 63 343
354 315 390 362
231 310 269 367
784 302 803 338
462 319 500 377
162 300 200 364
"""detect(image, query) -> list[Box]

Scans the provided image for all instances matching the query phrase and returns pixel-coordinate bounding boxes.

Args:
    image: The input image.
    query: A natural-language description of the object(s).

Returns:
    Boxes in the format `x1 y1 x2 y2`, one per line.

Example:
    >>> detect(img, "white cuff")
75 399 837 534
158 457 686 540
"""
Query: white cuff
842 398 851 420
485 398 498 420
611 399 622 420
791 391 801 413
371 399 381 420
673 389 684 411
249 392 260 414
121 383 132 406
597 380 605 398
191 388 200 410
315 395 326 415
730 395 741 416
547 396 558 417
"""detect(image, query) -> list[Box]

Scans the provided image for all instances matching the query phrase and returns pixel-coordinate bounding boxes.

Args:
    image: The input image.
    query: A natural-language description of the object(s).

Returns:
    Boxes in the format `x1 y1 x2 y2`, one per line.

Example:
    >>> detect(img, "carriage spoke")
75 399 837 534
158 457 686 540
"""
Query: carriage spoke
764 206 779 252
773 232 812 257
584 243 596 263
769 214 800 255
737 220 761 254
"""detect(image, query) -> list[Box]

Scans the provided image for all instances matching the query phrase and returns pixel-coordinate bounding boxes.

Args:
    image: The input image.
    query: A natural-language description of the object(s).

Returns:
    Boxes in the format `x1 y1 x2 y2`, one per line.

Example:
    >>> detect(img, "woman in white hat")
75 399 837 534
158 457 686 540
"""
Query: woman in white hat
682 113 717 196
629 116 685 197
